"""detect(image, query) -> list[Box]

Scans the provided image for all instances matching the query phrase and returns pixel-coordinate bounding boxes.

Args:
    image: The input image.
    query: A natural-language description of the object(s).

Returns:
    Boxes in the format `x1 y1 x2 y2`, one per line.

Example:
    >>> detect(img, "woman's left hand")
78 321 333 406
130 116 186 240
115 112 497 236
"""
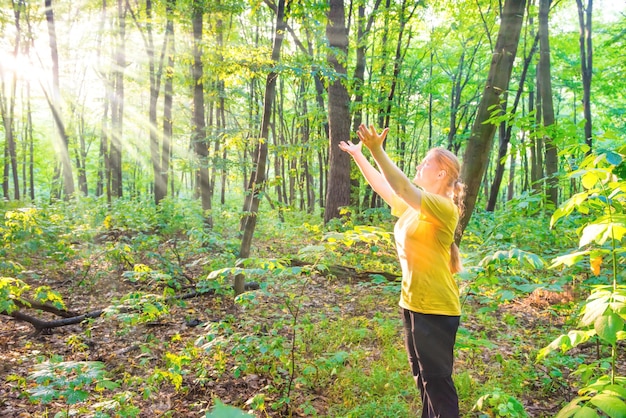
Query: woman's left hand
357 124 389 152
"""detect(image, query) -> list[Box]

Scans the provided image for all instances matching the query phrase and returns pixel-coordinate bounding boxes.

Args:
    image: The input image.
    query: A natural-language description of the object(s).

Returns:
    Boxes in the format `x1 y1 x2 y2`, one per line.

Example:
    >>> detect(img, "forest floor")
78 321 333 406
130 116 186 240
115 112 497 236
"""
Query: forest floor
0 246 591 417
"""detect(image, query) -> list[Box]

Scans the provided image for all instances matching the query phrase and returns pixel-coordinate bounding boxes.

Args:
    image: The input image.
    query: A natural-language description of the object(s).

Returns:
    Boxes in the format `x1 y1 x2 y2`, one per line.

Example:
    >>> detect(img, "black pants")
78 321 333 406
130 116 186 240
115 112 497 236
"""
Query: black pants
402 309 460 418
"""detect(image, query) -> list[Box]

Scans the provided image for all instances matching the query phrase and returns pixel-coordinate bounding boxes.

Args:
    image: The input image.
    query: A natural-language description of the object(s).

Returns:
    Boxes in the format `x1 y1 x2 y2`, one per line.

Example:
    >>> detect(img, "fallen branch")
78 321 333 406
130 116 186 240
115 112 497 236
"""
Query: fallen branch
4 309 104 336
1 282 260 334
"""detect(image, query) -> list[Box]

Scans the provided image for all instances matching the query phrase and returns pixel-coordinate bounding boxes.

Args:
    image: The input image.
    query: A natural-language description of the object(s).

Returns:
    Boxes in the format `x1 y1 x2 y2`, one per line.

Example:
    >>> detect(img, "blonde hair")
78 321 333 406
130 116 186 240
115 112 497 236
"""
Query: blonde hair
427 147 466 274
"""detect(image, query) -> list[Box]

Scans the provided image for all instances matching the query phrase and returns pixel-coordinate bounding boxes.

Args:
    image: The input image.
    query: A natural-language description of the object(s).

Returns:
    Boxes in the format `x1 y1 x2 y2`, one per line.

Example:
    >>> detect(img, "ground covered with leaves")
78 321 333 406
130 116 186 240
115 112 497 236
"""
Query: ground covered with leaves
0 199 619 417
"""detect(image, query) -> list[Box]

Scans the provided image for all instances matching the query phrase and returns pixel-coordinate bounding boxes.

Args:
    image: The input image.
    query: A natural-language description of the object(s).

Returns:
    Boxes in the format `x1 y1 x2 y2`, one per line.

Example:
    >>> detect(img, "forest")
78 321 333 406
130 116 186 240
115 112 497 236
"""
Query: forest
0 0 625 416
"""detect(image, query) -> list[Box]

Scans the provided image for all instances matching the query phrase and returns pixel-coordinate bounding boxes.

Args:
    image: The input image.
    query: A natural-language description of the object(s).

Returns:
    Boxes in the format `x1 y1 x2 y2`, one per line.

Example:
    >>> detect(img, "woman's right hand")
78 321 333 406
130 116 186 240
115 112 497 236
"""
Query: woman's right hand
338 140 363 157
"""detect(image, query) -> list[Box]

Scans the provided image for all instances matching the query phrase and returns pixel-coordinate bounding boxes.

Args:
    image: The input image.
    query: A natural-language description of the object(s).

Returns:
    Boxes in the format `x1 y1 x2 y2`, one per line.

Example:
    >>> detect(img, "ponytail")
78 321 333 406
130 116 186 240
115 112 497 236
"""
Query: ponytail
428 147 466 274
450 242 463 274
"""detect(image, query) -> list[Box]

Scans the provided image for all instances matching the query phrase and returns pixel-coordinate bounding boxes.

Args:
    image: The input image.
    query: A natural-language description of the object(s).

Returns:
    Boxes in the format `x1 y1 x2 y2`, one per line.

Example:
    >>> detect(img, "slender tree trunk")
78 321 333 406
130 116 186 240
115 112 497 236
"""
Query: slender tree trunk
0 70 19 200
45 0 74 199
487 31 539 211
159 0 175 206
532 66 544 193
324 0 352 223
237 0 287 295
459 0 527 238
191 0 212 227
576 0 593 152
539 0 558 207
109 0 126 198
131 0 167 205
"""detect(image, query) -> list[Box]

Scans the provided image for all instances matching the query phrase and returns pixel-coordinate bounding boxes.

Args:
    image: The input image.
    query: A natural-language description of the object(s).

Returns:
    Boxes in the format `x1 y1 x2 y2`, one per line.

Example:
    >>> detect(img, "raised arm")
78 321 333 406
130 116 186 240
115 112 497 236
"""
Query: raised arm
338 139 395 205
356 124 422 210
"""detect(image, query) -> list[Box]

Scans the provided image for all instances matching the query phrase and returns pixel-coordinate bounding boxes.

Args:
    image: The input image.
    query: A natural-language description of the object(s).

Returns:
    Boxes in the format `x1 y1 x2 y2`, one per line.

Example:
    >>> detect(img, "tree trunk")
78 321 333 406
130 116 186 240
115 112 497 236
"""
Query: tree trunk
458 0 527 238
576 0 593 152
539 0 558 207
236 0 287 295
45 0 74 198
109 0 126 198
191 0 212 228
131 0 167 206
486 30 539 211
159 0 175 205
324 0 352 223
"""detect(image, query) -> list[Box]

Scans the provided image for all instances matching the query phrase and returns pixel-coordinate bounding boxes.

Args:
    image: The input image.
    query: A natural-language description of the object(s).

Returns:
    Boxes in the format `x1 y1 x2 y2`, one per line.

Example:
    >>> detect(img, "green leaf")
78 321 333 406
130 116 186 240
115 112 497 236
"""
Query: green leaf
580 224 609 247
589 392 626 417
595 312 624 344
581 296 610 327
27 385 58 404
572 406 600 417
605 151 624 166
550 251 589 269
65 389 90 404
205 400 251 417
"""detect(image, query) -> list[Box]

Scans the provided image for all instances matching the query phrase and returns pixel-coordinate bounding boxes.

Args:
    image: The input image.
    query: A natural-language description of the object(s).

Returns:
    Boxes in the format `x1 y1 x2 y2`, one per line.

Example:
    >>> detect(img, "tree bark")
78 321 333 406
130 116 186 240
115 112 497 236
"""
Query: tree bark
109 0 126 198
45 0 75 198
458 0 527 238
539 0 558 207
237 0 287 295
324 0 352 223
161 0 175 203
576 0 593 152
486 31 539 211
191 0 212 227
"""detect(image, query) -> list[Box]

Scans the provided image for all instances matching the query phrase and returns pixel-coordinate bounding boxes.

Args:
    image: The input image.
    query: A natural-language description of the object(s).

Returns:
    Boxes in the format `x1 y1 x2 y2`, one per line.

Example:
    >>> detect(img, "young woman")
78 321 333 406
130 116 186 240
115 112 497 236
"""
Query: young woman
339 124 465 418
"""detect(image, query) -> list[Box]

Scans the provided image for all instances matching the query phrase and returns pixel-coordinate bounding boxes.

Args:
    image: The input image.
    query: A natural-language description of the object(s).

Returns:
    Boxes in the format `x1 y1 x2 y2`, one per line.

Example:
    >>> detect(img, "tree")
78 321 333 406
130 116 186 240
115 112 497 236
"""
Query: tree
539 0 558 207
576 0 593 152
45 0 75 199
161 0 175 203
323 0 351 224
237 0 287 295
191 0 212 227
486 14 540 211
107 0 127 199
459 0 527 237
0 0 22 200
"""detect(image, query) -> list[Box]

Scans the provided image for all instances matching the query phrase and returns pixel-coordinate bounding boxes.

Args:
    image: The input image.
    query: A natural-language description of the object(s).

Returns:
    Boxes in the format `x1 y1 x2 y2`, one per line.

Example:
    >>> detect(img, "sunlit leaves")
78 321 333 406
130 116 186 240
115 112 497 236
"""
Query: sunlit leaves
536 330 596 361
27 357 118 406
103 292 170 325
0 277 30 314
555 378 626 418
479 248 545 270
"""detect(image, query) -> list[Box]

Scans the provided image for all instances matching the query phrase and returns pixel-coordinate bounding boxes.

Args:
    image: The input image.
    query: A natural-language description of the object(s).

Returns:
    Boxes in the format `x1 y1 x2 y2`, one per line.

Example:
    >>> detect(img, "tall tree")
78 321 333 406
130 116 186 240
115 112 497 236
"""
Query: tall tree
237 0 287 295
45 0 75 198
0 0 21 200
576 0 593 151
191 0 212 227
109 0 126 198
539 0 558 206
161 0 175 202
459 0 527 237
128 0 166 205
324 0 351 223
486 26 540 211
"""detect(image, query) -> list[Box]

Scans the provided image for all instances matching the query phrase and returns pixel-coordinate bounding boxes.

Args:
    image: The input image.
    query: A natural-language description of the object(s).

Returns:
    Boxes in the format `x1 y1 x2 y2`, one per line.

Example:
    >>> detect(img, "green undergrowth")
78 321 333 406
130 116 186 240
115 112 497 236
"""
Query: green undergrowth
2 144 625 418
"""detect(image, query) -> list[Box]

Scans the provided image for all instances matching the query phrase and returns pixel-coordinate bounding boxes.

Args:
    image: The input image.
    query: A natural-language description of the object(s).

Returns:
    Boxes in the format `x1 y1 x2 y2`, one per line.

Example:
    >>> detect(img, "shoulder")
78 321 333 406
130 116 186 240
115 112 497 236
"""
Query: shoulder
420 192 458 222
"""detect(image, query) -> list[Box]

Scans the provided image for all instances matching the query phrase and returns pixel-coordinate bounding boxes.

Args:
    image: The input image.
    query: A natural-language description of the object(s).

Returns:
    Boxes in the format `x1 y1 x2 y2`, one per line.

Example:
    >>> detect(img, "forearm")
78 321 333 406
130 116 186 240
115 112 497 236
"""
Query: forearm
369 147 414 198
351 152 394 204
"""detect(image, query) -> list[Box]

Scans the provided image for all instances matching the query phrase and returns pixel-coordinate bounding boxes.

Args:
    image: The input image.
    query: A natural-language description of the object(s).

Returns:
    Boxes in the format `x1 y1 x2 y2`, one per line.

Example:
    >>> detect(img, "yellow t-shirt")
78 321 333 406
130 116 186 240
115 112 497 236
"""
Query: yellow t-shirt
391 192 461 316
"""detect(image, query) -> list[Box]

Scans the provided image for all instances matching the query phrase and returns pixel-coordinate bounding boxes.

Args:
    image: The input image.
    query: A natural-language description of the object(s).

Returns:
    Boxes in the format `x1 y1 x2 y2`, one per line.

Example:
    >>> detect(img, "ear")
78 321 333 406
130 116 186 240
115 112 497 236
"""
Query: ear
437 170 446 179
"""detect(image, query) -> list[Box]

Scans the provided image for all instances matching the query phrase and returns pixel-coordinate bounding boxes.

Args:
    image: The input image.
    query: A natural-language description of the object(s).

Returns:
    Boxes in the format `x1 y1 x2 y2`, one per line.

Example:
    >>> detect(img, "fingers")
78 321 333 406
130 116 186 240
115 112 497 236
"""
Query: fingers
357 124 388 143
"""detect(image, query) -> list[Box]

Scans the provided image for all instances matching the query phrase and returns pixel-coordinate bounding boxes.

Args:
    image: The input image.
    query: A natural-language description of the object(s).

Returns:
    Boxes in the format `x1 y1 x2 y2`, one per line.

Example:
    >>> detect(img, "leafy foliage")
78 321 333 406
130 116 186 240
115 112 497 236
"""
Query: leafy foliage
539 143 626 417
